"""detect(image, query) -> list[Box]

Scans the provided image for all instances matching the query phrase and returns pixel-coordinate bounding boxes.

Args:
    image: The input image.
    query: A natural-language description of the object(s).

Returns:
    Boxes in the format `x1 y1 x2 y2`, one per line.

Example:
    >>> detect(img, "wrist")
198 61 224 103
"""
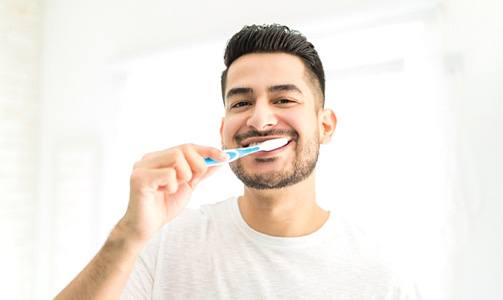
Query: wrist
110 218 150 253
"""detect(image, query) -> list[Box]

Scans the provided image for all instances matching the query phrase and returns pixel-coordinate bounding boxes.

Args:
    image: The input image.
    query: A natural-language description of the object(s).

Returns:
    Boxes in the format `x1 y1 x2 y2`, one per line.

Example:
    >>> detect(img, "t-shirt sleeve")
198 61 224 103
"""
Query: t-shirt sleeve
119 208 201 299
120 255 153 300
339 215 422 299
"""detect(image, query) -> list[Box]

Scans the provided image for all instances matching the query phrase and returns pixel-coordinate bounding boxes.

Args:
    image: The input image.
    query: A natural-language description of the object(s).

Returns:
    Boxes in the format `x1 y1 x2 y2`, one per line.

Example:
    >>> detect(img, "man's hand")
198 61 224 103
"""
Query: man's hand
55 143 227 299
120 143 228 244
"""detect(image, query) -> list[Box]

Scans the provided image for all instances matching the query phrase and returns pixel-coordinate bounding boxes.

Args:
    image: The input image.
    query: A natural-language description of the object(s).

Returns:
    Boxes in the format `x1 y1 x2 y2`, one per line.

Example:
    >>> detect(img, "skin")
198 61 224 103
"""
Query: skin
56 144 228 299
221 52 337 237
55 52 336 299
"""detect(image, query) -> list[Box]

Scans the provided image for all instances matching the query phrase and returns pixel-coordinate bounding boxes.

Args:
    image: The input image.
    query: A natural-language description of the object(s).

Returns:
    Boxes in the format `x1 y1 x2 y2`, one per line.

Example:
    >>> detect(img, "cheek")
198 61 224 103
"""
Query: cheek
222 115 244 144
283 112 315 137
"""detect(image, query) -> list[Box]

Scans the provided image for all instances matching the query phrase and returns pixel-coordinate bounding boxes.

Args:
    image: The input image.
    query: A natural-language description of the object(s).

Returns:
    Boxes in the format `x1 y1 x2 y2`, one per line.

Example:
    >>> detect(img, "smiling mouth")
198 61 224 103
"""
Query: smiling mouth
241 137 293 148
250 139 294 159
236 129 299 149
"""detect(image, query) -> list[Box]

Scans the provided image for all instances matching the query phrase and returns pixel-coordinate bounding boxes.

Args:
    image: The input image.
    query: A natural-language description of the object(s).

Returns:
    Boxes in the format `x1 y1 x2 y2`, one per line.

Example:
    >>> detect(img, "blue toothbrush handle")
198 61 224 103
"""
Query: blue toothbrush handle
204 157 228 166
204 157 219 165
204 150 238 166
204 146 260 166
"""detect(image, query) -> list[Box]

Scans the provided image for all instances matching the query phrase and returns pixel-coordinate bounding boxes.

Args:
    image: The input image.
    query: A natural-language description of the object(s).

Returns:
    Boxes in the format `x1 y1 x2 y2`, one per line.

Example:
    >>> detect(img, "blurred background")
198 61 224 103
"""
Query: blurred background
1 0 502 299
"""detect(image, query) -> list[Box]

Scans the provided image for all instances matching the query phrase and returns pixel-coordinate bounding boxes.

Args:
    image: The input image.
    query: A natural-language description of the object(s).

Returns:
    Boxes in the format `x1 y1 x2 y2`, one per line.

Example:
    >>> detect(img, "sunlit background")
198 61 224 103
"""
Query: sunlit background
1 0 502 299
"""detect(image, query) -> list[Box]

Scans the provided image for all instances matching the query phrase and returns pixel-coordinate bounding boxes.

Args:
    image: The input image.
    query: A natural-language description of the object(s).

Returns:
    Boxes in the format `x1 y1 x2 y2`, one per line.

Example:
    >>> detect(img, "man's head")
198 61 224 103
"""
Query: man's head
221 24 325 109
219 24 336 190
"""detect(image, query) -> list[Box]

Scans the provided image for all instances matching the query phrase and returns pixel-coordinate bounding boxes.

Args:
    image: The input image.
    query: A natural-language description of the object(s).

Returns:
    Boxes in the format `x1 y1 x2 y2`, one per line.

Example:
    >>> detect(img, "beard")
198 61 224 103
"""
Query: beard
229 130 319 190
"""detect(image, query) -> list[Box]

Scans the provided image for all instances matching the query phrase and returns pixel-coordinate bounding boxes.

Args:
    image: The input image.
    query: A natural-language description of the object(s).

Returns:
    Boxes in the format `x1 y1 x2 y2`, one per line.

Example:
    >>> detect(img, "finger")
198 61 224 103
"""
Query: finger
131 168 178 194
184 145 227 188
135 145 227 169
172 151 193 183
151 168 178 194
134 148 180 169
183 146 208 180
189 144 229 162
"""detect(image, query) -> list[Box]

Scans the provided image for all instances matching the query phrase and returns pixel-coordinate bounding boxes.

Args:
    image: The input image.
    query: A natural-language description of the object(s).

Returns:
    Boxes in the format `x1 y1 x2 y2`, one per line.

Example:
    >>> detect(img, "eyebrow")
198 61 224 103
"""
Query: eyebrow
226 87 253 99
225 84 303 99
268 84 303 95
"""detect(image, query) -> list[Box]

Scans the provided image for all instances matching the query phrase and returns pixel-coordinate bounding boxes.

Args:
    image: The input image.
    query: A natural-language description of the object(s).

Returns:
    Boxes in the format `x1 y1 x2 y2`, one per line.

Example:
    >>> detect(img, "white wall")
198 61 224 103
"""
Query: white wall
0 1 40 298
439 0 503 299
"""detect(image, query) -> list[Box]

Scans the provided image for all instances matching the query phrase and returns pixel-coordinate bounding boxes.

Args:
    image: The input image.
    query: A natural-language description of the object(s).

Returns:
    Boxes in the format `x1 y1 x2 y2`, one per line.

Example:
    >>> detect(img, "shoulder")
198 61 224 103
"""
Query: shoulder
333 214 421 298
332 213 385 260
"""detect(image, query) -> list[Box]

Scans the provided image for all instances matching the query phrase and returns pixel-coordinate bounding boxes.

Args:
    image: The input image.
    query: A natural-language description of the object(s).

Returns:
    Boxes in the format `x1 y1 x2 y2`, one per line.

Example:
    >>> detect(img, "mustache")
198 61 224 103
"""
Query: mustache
234 129 299 145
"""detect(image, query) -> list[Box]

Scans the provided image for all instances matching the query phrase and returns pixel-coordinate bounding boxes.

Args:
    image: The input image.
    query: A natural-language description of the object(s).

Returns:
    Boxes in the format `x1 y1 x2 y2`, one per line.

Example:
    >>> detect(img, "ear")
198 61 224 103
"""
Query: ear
318 109 337 144
219 117 225 147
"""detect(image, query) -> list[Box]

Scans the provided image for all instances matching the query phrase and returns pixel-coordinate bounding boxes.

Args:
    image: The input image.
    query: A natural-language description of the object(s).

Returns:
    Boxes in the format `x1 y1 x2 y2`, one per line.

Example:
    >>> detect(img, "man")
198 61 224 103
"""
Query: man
57 24 418 299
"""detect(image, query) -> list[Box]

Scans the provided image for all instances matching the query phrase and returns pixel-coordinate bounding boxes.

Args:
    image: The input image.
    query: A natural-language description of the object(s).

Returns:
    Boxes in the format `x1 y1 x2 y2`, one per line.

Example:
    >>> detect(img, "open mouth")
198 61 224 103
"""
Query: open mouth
252 139 294 158
241 137 293 148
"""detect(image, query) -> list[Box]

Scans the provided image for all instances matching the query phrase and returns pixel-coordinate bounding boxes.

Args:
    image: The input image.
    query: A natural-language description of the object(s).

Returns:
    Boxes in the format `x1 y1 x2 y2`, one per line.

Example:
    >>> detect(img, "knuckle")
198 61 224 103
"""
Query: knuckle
172 149 184 161
130 169 145 186
181 143 192 150
132 159 144 170
141 152 154 160
194 162 207 175
178 144 187 152
179 168 192 181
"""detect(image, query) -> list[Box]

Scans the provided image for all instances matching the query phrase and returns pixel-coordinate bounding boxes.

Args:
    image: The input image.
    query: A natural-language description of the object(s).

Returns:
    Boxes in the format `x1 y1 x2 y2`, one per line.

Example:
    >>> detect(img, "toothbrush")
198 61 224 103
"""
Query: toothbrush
204 137 289 166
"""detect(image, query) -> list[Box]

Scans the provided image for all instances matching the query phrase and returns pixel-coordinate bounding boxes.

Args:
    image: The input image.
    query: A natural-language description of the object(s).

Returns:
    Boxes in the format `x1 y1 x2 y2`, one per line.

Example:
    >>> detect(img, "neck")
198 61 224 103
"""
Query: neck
238 172 329 237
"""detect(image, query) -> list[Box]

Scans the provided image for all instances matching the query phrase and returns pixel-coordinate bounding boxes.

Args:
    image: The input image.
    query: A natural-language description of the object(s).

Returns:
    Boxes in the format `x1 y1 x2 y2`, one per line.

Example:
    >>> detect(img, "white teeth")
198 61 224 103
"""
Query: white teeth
243 142 261 147
246 139 285 147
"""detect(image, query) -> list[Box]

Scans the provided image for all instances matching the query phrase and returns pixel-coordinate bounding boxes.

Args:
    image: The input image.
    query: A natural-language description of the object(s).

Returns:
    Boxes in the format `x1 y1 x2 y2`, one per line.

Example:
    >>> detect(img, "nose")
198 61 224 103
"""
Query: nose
246 100 278 131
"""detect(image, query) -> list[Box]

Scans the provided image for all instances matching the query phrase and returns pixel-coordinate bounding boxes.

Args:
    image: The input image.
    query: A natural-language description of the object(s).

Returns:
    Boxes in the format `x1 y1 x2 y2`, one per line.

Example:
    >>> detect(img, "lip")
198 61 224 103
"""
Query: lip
240 136 292 148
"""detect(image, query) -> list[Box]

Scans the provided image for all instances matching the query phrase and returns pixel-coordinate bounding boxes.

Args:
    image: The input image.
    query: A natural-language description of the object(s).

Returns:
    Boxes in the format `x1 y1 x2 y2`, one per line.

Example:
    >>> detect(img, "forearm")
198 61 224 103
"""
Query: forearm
55 221 147 300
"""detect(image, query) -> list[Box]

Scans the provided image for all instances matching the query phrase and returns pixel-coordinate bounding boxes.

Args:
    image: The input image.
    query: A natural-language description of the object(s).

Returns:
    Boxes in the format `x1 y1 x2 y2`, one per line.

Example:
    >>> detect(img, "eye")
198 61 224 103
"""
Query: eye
230 101 251 109
274 98 294 105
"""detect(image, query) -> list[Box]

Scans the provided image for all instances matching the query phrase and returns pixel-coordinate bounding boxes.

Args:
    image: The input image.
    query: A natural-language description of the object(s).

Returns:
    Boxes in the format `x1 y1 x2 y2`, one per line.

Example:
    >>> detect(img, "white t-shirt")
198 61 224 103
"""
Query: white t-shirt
121 197 419 299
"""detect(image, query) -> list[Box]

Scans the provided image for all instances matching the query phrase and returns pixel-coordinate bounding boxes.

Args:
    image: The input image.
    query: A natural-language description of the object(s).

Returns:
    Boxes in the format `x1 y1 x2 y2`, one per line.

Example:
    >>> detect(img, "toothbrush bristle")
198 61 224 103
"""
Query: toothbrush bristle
259 138 289 151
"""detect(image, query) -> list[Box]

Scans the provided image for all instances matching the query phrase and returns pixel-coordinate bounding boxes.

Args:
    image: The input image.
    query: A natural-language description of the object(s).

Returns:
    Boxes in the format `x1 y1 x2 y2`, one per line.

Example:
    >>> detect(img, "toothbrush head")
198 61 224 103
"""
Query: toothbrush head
258 138 290 151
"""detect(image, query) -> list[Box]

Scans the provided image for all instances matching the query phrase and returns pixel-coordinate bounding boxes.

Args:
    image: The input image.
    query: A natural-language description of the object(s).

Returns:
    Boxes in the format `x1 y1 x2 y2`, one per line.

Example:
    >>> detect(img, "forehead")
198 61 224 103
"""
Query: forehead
225 52 310 96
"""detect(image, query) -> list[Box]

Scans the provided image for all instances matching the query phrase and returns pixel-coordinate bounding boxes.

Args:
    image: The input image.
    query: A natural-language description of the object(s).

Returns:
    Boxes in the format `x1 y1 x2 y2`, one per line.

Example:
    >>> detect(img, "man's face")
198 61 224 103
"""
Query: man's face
220 52 326 189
